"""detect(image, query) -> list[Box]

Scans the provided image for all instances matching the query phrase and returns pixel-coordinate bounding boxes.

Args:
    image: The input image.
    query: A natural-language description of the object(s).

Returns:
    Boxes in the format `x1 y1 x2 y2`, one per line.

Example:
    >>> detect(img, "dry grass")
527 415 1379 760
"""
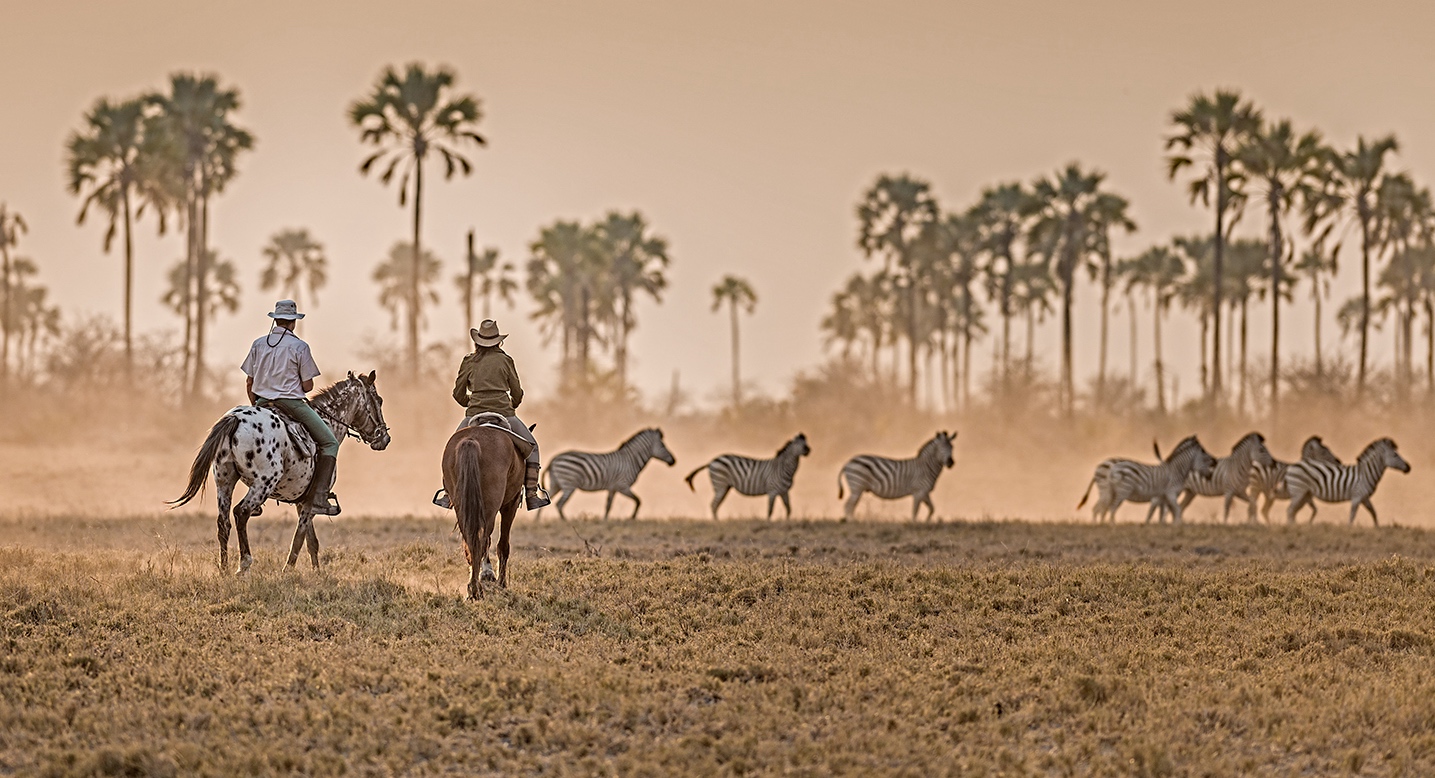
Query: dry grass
4 515 1435 775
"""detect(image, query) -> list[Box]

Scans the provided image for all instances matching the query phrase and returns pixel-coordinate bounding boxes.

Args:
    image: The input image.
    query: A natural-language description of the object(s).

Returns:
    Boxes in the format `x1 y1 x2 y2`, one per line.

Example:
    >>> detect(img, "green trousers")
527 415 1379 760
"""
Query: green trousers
257 397 341 457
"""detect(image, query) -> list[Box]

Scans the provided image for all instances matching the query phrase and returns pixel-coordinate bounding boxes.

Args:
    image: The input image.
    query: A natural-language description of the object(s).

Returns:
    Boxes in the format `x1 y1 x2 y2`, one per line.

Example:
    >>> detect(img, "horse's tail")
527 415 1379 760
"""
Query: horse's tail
683 461 710 491
1076 474 1096 509
169 414 240 508
452 437 484 546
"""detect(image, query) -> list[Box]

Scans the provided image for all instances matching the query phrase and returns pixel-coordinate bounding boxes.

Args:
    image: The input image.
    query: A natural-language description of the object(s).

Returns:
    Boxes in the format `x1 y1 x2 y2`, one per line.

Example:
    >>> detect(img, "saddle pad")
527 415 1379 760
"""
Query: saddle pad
474 421 535 461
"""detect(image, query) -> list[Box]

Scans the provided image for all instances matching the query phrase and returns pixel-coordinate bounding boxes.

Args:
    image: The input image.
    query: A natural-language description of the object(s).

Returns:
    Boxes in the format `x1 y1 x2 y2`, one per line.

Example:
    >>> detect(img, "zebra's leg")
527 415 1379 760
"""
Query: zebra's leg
617 487 642 520
910 495 921 522
554 488 575 521
1169 493 1185 525
1362 497 1379 527
779 492 792 519
603 491 617 521
1143 501 1157 524
1222 492 1235 523
1179 490 1195 510
842 488 863 522
921 495 936 522
1286 492 1307 524
766 492 777 521
711 484 731 520
1349 499 1365 526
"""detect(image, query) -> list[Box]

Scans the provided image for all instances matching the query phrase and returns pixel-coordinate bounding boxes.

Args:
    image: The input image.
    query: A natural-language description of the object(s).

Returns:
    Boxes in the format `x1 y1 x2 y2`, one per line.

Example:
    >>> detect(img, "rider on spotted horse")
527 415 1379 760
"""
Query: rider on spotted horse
434 319 551 511
240 299 342 516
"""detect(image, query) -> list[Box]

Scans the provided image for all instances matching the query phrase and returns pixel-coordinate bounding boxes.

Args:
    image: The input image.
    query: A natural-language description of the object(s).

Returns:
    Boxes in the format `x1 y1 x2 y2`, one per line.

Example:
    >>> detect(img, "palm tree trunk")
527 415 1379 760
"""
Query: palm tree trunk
1426 298 1433 394
1213 154 1226 409
963 325 973 409
1358 200 1371 397
1198 310 1208 395
191 193 210 398
1001 264 1012 382
121 183 134 382
618 292 631 392
729 299 740 406
1154 297 1166 413
463 230 475 332
1061 269 1074 416
1313 282 1323 377
1098 258 1110 401
579 286 591 375
1269 192 1282 412
1025 305 1035 364
409 157 424 382
906 283 918 405
1128 295 1137 388
1239 297 1248 415
181 193 195 388
0 239 10 389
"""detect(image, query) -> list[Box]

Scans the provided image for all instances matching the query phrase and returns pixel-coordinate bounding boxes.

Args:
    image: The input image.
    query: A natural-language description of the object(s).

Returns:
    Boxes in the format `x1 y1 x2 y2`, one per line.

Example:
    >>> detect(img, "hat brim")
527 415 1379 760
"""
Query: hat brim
268 311 305 320
470 328 506 347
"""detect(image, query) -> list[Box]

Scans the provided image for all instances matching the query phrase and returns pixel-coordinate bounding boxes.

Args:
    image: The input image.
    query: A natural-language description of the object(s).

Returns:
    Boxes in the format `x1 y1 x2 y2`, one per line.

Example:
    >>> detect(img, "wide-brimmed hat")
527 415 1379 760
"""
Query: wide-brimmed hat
471 319 507 347
267 300 305 320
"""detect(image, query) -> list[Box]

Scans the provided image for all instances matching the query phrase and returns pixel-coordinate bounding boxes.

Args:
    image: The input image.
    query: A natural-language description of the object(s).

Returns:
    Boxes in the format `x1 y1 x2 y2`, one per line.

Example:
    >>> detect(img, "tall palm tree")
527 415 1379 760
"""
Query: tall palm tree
1166 88 1262 408
66 96 171 375
1293 244 1338 377
1225 238 1269 413
373 242 441 336
153 72 254 397
0 204 26 387
456 231 515 331
259 228 327 317
1236 118 1324 409
1374 174 1434 397
1306 134 1400 396
856 174 940 403
970 182 1030 380
1124 245 1185 413
162 250 240 360
1026 163 1131 414
350 63 486 381
1174 234 1215 395
711 275 757 407
1010 256 1055 365
1089 191 1137 401
526 220 606 379
596 211 671 392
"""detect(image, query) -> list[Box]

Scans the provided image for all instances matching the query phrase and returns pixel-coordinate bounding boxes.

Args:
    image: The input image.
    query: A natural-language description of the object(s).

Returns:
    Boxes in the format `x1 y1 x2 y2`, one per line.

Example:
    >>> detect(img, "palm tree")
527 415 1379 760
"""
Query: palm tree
456 230 515 331
66 96 172 375
1236 118 1324 409
1026 163 1131 414
1175 234 1215 395
162 250 241 366
1293 244 1338 377
259 228 328 317
1225 238 1269 413
526 220 607 379
1010 256 1055 365
1124 245 1185 412
856 174 940 403
153 72 254 397
711 275 757 406
1089 191 1137 401
373 242 441 336
0 204 26 387
970 182 1030 380
596 211 671 392
1166 88 1262 407
350 63 486 381
1306 134 1400 396
1374 174 1434 397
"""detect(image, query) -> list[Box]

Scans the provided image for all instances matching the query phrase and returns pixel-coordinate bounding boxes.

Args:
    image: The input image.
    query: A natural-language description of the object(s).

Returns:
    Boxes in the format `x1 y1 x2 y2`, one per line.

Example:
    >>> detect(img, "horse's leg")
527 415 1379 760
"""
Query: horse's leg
214 450 238 574
497 497 519 588
471 524 493 600
304 515 320 569
287 516 307 569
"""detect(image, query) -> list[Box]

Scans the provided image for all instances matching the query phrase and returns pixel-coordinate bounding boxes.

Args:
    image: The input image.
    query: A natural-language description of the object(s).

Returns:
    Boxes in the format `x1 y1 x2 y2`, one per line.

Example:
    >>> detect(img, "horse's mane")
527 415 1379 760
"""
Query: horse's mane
310 377 356 406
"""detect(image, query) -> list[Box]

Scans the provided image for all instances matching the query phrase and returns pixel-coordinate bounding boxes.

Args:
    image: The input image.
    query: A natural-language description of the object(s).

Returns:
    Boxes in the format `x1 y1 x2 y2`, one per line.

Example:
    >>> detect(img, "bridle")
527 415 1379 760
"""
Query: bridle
314 379 390 445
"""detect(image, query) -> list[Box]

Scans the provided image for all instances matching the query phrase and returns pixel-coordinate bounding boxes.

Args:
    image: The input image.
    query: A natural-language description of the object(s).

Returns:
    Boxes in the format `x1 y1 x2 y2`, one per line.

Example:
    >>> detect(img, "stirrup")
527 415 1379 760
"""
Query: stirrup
525 486 551 511
433 489 452 510
310 492 341 517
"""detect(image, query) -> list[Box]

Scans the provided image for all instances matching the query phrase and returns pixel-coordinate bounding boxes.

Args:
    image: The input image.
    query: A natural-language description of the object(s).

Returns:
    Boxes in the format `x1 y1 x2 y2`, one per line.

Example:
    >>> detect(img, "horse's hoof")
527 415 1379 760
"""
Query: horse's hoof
239 556 253 574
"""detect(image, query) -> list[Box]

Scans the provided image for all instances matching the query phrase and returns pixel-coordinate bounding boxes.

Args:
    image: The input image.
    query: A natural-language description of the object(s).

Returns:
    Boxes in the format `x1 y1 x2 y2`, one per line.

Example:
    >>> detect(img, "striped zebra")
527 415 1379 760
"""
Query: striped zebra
684 433 811 520
1246 435 1342 523
1177 432 1275 523
543 428 676 521
1285 437 1410 526
837 431 956 522
1077 436 1216 524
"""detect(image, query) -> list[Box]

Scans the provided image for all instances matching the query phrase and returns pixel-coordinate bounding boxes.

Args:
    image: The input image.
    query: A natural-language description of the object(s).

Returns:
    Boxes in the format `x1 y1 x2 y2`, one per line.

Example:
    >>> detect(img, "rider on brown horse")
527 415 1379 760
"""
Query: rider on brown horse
434 319 551 511
241 299 341 516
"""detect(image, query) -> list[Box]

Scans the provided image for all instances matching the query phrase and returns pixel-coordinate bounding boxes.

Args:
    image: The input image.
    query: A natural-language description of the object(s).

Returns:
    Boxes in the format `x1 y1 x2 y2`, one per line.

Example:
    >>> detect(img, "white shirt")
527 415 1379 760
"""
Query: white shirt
240 325 321 400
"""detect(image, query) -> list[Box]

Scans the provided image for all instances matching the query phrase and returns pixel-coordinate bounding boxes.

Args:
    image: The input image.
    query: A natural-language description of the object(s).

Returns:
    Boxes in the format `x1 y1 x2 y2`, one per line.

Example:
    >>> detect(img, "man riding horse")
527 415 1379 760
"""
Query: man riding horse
434 319 551 511
241 299 341 516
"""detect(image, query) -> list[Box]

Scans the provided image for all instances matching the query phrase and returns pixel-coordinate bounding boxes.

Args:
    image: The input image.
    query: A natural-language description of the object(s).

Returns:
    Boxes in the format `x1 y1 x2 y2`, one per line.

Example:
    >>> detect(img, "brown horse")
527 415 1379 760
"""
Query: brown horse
442 420 525 599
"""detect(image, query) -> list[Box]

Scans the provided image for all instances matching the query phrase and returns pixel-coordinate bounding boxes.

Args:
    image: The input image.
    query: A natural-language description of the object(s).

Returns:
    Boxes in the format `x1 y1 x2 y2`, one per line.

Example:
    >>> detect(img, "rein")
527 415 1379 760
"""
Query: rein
312 380 389 444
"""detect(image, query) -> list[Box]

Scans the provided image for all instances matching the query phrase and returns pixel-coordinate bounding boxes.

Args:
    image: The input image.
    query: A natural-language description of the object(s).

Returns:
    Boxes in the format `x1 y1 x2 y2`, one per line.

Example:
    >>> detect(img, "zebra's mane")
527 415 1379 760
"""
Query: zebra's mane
1165 435 1202 463
776 434 805 458
919 433 948 459
1231 431 1264 453
1357 437 1397 464
620 427 660 449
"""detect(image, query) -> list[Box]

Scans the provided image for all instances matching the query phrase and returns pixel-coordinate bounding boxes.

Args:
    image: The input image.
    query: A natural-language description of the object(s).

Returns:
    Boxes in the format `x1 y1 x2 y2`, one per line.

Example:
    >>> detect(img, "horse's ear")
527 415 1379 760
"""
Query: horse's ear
368 369 377 383
347 370 356 380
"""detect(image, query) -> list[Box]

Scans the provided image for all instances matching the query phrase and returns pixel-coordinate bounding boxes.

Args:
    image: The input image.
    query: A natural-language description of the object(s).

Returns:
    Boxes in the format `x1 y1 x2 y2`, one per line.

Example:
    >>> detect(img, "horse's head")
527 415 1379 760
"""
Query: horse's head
348 370 391 451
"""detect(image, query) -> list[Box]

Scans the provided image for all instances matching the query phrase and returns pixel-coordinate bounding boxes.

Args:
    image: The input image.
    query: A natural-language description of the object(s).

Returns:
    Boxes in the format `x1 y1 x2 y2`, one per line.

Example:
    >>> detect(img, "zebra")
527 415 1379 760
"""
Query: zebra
1177 432 1275 523
1246 435 1343 523
1077 436 1216 524
837 431 956 522
1285 437 1410 526
684 433 811 520
542 428 676 521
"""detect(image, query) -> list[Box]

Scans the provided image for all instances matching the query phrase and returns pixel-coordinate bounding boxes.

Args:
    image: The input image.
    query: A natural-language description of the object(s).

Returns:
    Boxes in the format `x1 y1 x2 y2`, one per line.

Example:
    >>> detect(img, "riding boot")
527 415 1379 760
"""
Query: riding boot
525 462 551 510
433 489 452 510
303 454 341 516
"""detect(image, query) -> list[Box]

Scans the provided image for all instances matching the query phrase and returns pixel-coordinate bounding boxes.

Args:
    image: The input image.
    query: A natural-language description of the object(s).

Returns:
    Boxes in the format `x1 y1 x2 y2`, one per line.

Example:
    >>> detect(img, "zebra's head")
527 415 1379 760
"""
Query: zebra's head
1234 431 1274 468
1361 437 1410 474
783 433 811 459
646 428 677 466
926 431 956 469
1168 435 1216 479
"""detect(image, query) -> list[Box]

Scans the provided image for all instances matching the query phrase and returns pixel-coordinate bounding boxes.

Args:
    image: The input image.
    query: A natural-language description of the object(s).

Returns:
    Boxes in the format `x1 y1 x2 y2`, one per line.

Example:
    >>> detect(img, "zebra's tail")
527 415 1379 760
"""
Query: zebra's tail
1076 474 1097 509
683 462 710 491
837 469 845 500
169 413 239 508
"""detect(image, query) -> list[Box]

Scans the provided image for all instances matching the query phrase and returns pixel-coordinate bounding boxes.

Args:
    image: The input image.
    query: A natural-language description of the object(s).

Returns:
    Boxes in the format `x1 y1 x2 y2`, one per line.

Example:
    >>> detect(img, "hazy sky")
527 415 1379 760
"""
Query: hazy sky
5 0 1435 405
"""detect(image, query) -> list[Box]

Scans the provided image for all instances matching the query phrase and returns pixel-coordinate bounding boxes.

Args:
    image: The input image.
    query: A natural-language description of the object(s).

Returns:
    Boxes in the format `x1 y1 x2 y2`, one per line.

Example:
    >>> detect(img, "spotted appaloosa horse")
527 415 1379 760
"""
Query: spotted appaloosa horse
170 371 391 573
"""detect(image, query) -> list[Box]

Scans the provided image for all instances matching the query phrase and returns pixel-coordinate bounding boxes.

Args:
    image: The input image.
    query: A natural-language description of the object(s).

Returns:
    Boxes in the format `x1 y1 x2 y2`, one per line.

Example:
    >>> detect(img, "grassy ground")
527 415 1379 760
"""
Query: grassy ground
4 515 1435 776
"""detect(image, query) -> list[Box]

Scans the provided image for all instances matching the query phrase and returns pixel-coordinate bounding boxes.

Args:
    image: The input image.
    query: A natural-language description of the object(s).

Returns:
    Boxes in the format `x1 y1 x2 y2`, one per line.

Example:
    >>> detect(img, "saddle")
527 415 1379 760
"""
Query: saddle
466 412 535 461
266 404 319 461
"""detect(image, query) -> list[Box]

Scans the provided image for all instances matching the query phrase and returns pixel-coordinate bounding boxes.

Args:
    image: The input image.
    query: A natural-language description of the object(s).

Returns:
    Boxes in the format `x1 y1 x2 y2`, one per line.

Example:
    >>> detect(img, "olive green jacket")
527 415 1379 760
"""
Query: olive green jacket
452 348 524 417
